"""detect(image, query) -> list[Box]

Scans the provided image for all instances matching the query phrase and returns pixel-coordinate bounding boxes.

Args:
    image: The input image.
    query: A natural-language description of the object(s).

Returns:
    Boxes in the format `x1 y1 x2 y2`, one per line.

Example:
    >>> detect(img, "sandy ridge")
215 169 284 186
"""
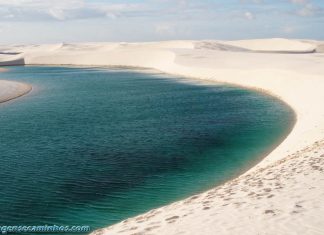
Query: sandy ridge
0 68 32 104
0 79 32 104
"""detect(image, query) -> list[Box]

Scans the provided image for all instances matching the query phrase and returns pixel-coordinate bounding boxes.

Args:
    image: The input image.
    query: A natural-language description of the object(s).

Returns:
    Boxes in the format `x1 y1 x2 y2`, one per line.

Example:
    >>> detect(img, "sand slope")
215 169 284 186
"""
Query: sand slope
0 53 25 66
222 38 317 53
0 79 32 103
0 38 323 234
0 67 32 103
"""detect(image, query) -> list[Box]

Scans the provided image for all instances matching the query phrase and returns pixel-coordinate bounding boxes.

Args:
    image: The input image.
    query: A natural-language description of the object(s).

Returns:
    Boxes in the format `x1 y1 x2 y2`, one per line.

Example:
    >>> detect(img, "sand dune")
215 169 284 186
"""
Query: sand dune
194 41 250 52
0 54 25 66
0 67 31 103
0 46 24 65
0 79 32 103
316 44 324 53
222 38 317 53
0 38 323 234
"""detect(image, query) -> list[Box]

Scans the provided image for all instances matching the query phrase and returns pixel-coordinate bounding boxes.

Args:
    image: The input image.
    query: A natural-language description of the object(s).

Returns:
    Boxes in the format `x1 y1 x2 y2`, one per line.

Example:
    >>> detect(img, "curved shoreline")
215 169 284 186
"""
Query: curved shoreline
0 68 32 104
0 80 32 104
1 39 324 234
92 60 324 235
84 42 324 234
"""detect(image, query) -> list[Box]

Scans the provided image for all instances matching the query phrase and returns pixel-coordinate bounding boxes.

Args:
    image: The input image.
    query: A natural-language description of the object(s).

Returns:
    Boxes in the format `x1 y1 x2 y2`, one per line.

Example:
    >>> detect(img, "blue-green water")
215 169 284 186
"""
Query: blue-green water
0 66 294 233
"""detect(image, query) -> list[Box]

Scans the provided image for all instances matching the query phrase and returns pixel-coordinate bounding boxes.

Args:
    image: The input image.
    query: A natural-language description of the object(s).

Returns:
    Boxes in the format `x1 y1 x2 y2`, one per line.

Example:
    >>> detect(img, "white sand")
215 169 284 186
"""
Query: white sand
1 38 324 234
222 38 317 52
0 69 32 103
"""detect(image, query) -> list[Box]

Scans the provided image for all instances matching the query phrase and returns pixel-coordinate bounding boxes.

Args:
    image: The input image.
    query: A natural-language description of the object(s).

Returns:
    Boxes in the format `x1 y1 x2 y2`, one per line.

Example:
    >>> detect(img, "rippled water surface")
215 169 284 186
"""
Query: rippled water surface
0 66 294 233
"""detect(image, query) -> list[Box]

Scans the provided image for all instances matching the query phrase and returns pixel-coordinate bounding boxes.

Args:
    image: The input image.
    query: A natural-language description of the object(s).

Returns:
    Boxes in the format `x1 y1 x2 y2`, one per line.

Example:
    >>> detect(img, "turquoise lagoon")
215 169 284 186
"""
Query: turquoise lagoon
0 66 294 233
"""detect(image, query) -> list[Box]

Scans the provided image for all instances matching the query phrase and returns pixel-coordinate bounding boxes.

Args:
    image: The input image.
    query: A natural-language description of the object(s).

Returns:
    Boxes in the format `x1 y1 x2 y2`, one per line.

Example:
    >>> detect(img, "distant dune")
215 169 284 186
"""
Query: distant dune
221 38 317 53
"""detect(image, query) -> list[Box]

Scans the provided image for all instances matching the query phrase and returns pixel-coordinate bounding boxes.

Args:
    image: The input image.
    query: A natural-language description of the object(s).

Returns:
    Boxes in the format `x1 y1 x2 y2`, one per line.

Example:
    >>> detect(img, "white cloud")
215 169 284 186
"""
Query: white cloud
0 0 323 44
240 0 264 3
0 0 147 21
289 0 309 4
287 0 320 17
48 8 67 21
282 25 295 34
244 11 255 20
155 23 175 35
297 3 316 16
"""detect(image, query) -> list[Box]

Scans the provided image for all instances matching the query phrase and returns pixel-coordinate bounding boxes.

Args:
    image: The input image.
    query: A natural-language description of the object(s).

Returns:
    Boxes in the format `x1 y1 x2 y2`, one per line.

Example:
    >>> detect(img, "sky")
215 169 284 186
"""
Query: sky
0 0 323 44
